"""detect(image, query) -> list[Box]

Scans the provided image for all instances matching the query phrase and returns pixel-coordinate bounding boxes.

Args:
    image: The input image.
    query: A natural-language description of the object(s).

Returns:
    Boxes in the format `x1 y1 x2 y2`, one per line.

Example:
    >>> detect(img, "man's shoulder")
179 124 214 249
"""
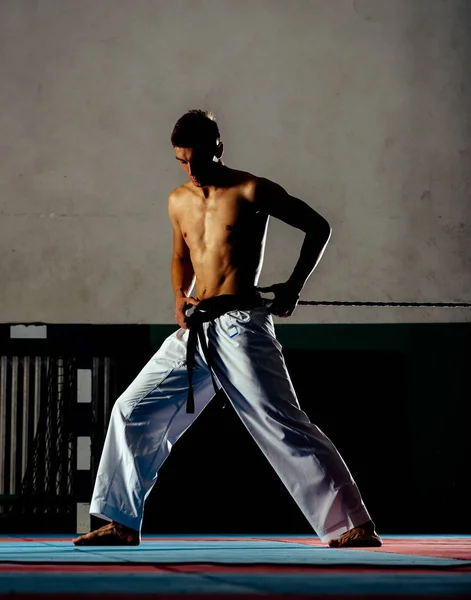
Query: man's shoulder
168 185 191 222
168 184 192 210
233 170 281 203
169 183 190 200
230 169 263 199
231 168 258 183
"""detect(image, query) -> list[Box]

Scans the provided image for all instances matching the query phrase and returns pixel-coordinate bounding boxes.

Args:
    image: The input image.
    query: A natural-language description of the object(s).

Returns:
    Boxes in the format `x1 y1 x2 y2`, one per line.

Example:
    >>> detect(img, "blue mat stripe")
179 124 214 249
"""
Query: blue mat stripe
0 540 467 567
0 572 470 595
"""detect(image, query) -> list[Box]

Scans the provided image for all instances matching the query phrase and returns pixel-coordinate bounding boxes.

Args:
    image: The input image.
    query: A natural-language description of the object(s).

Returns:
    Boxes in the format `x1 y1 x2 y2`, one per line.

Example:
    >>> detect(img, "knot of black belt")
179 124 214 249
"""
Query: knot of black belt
184 293 264 413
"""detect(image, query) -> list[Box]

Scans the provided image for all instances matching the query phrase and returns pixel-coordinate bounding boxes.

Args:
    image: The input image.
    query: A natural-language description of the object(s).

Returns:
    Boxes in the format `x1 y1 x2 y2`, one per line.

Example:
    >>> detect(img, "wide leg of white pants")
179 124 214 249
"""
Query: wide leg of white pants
207 307 372 543
89 327 216 532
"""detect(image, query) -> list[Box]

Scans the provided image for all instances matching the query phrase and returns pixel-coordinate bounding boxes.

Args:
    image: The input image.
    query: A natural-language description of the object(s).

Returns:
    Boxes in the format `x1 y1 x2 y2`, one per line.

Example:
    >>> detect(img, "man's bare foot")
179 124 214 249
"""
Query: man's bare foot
72 521 140 546
328 520 382 548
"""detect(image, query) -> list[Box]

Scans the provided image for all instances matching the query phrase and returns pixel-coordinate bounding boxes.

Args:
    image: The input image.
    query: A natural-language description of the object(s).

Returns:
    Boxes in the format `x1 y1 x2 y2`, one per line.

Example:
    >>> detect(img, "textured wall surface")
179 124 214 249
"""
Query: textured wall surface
1 0 470 324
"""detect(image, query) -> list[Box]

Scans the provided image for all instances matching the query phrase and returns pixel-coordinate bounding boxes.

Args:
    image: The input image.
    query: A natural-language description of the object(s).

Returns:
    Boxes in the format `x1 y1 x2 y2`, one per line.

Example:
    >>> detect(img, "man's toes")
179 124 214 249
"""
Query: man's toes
71 523 140 546
73 532 96 545
72 536 88 545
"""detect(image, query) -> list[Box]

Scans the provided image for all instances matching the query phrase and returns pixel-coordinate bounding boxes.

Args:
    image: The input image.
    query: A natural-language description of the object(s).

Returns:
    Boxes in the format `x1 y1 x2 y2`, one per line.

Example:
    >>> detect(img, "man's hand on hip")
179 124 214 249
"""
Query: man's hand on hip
175 295 199 329
257 282 300 318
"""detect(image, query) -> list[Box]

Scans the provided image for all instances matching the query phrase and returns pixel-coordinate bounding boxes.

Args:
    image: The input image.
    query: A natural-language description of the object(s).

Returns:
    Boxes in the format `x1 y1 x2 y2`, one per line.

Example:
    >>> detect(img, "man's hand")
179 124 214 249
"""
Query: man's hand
257 282 300 318
175 294 199 329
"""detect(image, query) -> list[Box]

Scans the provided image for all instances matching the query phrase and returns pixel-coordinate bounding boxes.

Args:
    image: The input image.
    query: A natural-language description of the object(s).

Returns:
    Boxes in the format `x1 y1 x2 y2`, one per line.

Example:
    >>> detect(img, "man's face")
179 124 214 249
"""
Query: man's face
174 145 215 187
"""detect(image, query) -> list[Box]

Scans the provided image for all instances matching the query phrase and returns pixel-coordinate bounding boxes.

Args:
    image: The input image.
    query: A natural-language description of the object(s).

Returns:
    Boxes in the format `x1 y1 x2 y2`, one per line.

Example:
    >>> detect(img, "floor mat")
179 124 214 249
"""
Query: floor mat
0 535 469 598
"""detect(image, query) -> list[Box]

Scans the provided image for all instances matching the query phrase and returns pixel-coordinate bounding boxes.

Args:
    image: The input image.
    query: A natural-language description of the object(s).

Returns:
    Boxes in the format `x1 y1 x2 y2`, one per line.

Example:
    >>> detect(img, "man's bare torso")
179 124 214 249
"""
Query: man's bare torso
170 168 269 300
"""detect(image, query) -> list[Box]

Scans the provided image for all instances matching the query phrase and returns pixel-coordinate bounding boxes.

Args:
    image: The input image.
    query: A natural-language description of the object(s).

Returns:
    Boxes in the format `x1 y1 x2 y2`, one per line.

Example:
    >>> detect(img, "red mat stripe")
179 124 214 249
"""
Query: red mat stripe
0 536 260 546
263 537 471 560
1 595 471 600
0 564 470 574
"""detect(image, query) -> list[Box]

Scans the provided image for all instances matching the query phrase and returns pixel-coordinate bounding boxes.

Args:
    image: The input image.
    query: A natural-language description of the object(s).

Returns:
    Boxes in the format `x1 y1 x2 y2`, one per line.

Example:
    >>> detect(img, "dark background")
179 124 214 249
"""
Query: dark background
1 321 469 535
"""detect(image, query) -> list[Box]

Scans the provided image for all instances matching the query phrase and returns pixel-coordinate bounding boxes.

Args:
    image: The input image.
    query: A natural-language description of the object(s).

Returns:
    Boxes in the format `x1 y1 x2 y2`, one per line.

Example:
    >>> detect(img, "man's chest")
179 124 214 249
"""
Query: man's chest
179 194 255 244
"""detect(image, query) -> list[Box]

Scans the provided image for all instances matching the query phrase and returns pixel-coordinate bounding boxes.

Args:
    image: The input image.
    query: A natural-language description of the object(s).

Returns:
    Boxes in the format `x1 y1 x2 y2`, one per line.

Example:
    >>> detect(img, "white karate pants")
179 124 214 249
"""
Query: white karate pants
89 306 371 542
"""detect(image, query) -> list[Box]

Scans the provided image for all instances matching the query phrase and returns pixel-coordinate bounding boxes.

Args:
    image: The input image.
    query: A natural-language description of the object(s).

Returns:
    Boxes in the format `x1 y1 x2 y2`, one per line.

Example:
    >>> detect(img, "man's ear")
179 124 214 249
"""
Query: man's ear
215 142 224 160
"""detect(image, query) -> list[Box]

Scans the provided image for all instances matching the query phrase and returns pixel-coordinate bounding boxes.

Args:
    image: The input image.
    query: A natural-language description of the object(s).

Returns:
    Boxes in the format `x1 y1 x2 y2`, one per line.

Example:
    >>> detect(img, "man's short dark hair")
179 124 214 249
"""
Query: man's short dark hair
171 109 220 149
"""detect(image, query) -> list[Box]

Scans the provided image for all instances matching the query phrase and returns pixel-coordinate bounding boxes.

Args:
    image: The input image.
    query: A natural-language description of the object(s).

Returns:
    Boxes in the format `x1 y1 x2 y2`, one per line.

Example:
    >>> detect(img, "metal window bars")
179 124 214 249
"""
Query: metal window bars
0 356 76 530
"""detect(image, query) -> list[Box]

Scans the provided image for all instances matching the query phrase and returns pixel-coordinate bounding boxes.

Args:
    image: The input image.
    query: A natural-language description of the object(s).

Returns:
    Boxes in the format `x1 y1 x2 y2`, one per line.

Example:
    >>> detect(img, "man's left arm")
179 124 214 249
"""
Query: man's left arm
254 177 332 316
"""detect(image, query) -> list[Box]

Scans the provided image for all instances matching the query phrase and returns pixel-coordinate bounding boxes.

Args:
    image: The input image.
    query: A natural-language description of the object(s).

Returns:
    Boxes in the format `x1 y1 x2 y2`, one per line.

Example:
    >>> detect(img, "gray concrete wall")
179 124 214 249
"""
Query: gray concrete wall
1 0 470 324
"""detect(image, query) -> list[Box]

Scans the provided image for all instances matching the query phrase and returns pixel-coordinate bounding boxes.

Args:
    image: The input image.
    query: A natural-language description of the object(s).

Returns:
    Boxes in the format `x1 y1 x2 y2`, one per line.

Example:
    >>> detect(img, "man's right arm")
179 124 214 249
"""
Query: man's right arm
168 192 198 328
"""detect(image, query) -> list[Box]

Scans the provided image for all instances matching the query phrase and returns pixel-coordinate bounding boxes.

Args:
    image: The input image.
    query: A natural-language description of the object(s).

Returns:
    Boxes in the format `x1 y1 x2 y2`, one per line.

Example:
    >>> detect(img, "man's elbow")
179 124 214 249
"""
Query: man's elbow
324 221 332 243
308 217 331 243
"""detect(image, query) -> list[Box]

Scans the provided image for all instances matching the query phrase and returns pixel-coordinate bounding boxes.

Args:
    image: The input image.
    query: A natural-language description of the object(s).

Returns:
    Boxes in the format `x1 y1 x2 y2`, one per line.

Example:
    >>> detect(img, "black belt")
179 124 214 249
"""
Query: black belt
185 293 265 413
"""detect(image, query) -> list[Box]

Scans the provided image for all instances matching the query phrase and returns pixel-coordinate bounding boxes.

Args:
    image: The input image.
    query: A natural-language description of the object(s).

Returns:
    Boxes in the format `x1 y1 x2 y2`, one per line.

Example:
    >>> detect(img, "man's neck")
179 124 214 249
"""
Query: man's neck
199 163 230 195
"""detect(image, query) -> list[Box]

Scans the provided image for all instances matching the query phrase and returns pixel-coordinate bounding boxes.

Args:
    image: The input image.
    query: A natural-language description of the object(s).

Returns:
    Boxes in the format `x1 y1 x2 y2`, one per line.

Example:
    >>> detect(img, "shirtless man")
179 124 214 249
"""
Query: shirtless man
73 110 381 548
